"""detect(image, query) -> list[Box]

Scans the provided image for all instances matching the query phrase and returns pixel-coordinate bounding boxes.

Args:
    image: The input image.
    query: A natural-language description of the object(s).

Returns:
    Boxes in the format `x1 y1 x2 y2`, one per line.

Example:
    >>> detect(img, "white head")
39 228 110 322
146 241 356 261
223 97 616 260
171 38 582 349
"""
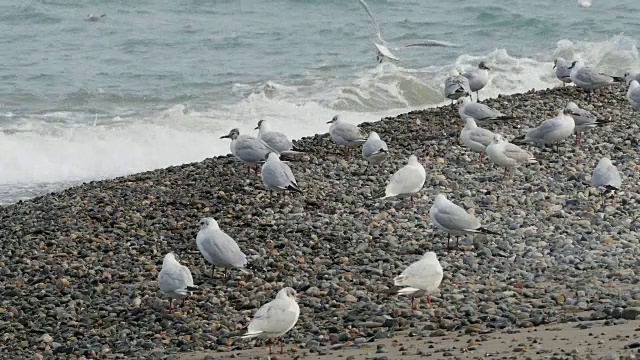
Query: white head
163 252 178 266
464 117 477 128
266 152 281 162
566 101 579 111
629 80 640 90
276 287 298 300
492 133 505 144
407 154 419 165
598 157 613 167
448 68 461 77
199 217 218 230
434 193 447 203
553 58 566 69
327 115 340 124
457 97 471 106
421 251 439 262
255 119 271 131
368 131 381 141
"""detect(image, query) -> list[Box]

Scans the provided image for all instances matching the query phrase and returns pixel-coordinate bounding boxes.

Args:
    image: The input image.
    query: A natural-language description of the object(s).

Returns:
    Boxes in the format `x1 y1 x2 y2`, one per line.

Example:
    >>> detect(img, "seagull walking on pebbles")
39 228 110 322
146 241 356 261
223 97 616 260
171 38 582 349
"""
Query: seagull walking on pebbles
220 128 277 174
444 69 471 104
569 61 624 101
458 97 514 125
626 80 640 111
261 152 302 196
486 134 537 180
374 154 426 207
158 253 198 313
255 120 304 155
362 131 389 172
460 117 495 164
394 251 443 313
358 0 459 64
591 157 621 206
565 102 610 145
327 115 367 159
513 108 575 152
429 194 497 249
553 58 573 86
196 218 248 278
462 61 490 101
241 287 300 355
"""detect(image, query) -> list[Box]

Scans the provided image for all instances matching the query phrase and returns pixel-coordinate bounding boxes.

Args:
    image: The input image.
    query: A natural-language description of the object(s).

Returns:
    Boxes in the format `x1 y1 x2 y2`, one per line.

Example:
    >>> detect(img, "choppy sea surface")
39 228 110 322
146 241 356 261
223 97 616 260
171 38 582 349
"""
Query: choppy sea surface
0 0 639 204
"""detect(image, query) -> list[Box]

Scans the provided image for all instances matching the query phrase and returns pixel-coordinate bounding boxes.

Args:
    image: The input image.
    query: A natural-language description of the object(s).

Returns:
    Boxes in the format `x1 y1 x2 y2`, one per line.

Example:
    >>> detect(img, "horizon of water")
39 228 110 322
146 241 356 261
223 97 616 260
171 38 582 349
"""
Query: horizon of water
1 0 639 204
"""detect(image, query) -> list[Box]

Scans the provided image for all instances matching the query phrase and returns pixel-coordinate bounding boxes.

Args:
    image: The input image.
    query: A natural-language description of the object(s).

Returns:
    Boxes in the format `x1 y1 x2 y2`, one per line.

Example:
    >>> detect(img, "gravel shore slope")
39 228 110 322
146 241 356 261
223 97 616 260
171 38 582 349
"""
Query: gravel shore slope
0 85 639 359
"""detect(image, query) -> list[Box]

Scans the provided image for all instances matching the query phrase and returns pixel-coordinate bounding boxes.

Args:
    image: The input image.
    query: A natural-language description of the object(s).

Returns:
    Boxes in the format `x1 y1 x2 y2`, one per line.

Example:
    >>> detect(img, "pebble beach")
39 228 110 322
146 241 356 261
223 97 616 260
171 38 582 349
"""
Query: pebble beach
1 84 639 360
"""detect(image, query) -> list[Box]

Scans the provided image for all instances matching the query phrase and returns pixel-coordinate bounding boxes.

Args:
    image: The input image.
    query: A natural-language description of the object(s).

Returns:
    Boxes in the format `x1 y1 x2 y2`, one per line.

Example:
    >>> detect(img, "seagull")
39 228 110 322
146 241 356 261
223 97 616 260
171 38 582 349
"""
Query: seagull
577 0 592 8
553 58 573 86
196 218 248 278
460 117 496 164
241 287 300 355
486 134 537 180
255 120 304 155
565 102 611 145
157 253 198 313
261 152 302 196
86 13 106 21
512 108 575 152
462 61 490 101
220 128 277 174
626 80 640 110
327 115 367 159
358 0 459 64
362 131 389 172
568 61 624 102
458 97 514 125
430 194 497 249
591 157 621 206
394 251 443 313
444 69 472 104
374 154 426 207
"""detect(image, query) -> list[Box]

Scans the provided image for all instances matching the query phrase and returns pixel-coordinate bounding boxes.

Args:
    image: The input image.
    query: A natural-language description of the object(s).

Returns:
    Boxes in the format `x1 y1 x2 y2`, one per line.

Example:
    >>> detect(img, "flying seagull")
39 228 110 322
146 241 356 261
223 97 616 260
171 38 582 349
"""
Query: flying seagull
358 0 459 64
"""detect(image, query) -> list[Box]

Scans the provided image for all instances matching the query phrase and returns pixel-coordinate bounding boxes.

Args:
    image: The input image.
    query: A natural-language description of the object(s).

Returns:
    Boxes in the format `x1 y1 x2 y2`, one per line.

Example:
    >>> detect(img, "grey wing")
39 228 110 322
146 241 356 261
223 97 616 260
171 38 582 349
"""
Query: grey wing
401 40 461 48
363 139 387 157
359 0 383 43
158 266 188 293
527 119 558 140
262 162 295 190
577 68 613 85
593 165 621 188
205 230 247 268
465 103 500 120
503 146 534 163
468 128 494 146
235 138 273 162
334 124 367 143
432 203 481 231
181 265 194 287
402 259 443 290
281 162 299 187
248 299 298 334
261 132 293 153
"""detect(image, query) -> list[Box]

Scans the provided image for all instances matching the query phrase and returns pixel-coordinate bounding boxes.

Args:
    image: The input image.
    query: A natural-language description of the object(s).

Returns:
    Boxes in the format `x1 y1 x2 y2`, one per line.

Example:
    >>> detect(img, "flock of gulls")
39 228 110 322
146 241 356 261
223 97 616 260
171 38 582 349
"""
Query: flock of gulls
152 0 635 356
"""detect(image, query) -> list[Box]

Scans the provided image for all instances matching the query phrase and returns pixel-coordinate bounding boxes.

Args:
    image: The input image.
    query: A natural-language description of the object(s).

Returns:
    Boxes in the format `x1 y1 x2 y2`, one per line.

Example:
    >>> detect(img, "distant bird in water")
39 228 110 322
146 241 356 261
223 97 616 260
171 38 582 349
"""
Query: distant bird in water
358 0 459 64
86 14 106 21
462 61 490 101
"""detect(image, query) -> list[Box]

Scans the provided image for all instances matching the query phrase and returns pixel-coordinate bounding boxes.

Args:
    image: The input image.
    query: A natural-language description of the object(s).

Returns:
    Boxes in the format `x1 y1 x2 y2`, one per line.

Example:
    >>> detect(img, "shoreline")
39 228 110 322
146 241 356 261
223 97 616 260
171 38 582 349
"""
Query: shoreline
0 85 639 360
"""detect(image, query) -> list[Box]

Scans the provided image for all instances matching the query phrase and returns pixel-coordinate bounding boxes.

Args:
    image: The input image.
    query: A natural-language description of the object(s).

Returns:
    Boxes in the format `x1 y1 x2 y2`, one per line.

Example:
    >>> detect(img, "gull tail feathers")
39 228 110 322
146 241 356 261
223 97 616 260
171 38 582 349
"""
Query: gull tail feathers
240 330 264 339
396 287 421 296
477 227 498 235
287 184 303 194
373 189 389 199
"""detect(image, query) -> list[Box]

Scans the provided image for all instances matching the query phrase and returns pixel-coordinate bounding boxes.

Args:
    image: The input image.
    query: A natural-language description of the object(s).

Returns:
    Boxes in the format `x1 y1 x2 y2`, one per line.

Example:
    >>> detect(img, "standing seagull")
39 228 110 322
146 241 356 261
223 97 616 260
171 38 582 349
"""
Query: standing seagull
553 58 573 86
241 287 300 355
591 157 621 207
486 134 537 180
196 218 248 278
429 194 497 249
569 61 624 102
394 251 443 313
626 80 640 110
220 128 277 174
375 155 426 207
513 108 575 152
444 69 472 104
462 61 490 101
362 131 389 172
460 117 496 164
565 102 610 145
358 0 459 64
327 115 367 159
261 153 302 196
255 120 303 155
458 97 514 125
158 253 198 313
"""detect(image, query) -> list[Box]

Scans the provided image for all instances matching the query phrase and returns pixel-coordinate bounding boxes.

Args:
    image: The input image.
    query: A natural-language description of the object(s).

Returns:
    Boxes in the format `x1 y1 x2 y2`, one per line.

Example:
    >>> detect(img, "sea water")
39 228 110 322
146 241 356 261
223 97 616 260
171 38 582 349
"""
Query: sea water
0 0 638 204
